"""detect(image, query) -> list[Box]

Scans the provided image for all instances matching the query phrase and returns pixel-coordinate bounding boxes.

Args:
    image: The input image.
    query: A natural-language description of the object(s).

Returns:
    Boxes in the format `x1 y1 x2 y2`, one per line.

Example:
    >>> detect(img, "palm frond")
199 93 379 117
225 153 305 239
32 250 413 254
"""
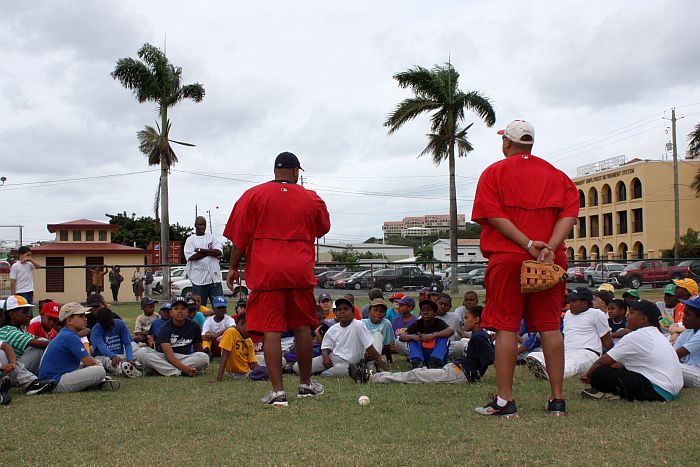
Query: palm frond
419 132 449 165
688 123 700 156
384 98 441 133
137 124 179 167
691 167 700 198
456 91 496 127
180 83 206 102
153 175 161 220
393 67 444 100
111 58 160 103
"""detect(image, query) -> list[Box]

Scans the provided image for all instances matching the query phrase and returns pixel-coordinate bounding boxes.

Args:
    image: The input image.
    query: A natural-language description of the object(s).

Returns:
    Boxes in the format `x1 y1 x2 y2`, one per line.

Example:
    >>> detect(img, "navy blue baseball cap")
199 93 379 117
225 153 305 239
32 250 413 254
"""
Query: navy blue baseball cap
212 296 227 308
171 297 188 308
274 152 303 170
680 296 700 311
160 302 172 310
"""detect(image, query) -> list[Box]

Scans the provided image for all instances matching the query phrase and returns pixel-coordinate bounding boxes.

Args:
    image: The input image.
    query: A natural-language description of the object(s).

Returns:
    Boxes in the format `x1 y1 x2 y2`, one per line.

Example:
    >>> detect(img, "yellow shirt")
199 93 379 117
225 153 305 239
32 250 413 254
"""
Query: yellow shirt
219 327 257 374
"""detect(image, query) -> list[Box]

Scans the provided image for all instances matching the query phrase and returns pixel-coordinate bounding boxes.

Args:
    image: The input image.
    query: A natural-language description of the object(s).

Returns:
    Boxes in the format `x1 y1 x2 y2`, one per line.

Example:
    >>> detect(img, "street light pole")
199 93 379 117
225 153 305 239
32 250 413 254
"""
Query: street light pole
671 108 680 259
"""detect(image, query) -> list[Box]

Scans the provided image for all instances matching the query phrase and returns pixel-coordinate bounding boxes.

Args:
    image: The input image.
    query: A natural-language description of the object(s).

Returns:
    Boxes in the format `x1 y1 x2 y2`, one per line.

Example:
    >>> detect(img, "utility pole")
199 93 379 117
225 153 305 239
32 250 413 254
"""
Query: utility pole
300 175 304 187
206 210 213 234
671 108 680 259
195 204 198 218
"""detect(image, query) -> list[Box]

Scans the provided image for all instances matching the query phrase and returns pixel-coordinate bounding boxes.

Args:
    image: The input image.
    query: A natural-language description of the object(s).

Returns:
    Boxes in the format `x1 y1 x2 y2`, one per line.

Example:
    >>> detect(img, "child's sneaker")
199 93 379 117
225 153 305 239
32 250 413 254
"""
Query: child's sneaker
410 359 424 369
475 396 519 419
581 388 620 401
0 392 11 405
25 379 56 395
298 381 325 398
427 358 443 369
546 398 567 416
119 361 142 378
0 376 10 394
525 356 549 381
260 390 288 407
98 376 121 392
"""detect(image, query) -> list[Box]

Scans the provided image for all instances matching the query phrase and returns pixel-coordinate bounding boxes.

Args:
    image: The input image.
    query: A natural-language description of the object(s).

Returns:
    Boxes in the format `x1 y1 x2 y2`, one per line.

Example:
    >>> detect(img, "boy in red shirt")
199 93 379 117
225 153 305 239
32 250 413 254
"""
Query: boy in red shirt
27 301 61 340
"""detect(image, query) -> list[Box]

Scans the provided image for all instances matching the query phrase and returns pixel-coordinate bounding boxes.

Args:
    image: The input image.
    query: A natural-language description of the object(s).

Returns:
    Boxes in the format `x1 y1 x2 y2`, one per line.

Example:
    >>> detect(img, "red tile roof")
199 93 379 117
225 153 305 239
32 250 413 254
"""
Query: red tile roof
47 219 119 233
31 243 147 255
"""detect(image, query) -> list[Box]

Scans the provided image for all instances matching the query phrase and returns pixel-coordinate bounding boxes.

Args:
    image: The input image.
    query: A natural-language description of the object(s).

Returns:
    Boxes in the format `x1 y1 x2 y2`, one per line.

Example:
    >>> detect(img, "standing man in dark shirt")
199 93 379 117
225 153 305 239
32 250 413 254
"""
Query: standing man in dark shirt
135 297 209 376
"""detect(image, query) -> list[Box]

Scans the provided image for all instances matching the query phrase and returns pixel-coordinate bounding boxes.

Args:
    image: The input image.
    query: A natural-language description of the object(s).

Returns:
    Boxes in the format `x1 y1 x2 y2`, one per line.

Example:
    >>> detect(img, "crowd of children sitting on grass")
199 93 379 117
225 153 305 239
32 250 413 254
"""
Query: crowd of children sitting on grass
1 278 699 408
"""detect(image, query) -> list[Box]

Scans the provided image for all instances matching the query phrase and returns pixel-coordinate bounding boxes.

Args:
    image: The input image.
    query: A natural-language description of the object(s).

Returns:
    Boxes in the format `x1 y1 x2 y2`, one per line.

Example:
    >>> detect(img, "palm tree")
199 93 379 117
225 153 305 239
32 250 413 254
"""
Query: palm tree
112 43 205 299
689 123 700 197
385 63 495 293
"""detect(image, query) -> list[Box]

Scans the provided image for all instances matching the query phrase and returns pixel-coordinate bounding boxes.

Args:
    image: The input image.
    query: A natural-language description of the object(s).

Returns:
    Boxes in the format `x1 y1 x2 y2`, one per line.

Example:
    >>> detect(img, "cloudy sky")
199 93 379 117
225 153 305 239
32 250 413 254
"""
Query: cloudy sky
1 0 699 247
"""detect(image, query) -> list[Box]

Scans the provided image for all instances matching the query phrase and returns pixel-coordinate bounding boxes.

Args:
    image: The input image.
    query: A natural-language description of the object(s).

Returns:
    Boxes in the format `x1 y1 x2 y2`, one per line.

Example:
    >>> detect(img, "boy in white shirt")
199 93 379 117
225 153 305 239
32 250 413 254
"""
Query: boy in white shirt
294 298 388 377
201 296 235 357
526 287 613 380
581 299 683 401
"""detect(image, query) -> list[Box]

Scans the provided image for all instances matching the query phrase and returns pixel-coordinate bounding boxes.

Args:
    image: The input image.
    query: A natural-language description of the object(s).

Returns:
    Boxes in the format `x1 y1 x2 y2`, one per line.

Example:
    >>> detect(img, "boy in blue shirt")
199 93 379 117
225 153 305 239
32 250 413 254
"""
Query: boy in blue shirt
91 308 141 378
38 302 119 393
361 298 395 363
147 303 171 347
370 305 494 384
674 296 700 387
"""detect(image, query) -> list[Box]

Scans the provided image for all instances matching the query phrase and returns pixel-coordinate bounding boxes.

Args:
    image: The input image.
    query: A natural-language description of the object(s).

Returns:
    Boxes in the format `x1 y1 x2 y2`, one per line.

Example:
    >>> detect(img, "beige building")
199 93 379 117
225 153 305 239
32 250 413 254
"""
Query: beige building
31 219 148 303
383 214 467 237
567 158 700 261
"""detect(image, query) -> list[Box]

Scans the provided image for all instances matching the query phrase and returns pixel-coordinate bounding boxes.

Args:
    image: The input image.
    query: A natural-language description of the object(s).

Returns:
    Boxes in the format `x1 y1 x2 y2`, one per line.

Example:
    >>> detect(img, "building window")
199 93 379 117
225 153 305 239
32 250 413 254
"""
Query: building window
632 208 643 232
59 230 68 241
603 213 613 236
46 257 64 293
617 211 628 234
589 215 600 237
568 227 575 240
578 216 587 238
99 230 107 241
85 230 94 241
631 178 642 199
72 230 81 241
601 185 612 204
579 190 586 208
588 187 598 206
616 181 627 202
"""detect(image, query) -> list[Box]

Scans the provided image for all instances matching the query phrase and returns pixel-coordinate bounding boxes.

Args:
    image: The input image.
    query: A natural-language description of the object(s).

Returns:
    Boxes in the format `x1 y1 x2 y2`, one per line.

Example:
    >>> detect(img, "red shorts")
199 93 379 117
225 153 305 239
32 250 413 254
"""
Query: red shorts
482 252 567 332
246 289 317 333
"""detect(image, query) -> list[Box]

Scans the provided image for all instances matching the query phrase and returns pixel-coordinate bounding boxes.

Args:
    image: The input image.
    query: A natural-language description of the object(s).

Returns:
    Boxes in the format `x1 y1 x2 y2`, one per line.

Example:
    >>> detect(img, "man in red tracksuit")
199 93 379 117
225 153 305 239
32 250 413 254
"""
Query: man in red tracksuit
472 120 579 418
225 152 330 407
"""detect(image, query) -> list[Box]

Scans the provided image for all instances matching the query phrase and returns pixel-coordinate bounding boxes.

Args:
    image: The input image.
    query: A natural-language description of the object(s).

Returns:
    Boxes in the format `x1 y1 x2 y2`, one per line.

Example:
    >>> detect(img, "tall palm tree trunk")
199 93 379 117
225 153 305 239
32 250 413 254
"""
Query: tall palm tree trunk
160 108 171 300
448 142 459 293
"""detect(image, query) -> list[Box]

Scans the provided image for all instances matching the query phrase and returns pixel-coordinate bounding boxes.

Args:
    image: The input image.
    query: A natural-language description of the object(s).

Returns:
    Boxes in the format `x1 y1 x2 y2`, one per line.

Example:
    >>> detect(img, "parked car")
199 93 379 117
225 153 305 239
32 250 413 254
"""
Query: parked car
171 269 248 299
468 268 486 285
370 266 442 292
458 265 486 283
566 265 587 283
584 263 626 287
677 259 700 280
343 270 372 290
153 266 186 294
331 272 356 289
316 270 345 288
615 260 689 289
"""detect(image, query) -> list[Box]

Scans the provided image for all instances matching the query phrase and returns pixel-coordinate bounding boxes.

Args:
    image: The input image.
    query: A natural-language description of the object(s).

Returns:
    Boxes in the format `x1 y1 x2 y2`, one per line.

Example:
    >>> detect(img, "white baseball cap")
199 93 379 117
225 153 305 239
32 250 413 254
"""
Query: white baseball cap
3 295 35 311
498 119 535 145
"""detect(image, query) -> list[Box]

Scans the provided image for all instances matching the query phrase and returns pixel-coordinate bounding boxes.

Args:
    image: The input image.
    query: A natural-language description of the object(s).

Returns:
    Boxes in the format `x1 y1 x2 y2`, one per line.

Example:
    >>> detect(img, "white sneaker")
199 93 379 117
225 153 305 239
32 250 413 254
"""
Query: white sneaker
298 381 325 398
120 361 142 378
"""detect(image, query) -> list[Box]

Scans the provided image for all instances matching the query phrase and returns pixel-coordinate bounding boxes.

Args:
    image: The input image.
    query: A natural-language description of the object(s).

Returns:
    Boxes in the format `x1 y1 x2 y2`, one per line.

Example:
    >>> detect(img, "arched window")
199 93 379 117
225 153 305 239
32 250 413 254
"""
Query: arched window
617 242 628 260
603 243 614 259
590 244 600 259
579 190 586 208
566 247 574 261
578 246 587 261
601 184 612 204
588 187 598 206
633 241 644 260
631 178 642 199
615 181 627 202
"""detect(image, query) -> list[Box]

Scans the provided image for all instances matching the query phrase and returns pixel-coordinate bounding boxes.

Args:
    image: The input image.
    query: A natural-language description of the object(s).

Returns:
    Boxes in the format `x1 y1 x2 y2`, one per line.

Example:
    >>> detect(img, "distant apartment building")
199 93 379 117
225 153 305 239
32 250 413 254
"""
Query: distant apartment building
383 214 466 237
567 157 700 261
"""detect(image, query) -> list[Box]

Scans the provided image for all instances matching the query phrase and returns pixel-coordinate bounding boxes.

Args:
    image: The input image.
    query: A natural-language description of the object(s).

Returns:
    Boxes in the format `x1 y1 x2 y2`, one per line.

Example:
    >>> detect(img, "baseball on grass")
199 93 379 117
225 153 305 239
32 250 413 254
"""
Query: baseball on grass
358 395 370 406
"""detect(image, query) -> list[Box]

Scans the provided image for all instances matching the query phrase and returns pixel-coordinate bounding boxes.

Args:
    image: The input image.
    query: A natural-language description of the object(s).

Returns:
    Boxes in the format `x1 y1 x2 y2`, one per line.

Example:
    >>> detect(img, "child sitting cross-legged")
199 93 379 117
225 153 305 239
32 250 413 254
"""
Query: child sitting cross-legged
400 300 454 369
215 313 266 381
293 298 388 377
91 308 142 378
526 287 613 380
371 305 494 384
673 296 700 387
581 299 683 401
361 298 395 363
201 296 236 357
133 298 160 346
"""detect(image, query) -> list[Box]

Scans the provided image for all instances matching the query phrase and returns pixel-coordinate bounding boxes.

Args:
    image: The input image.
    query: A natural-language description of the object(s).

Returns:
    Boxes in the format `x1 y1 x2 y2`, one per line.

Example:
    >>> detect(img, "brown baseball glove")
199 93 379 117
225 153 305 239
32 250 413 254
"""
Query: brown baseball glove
520 260 568 293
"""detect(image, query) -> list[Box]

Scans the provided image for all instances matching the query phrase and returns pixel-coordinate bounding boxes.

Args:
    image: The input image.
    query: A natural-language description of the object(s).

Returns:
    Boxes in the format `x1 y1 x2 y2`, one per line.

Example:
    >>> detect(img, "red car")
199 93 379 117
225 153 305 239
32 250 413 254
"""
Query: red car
0 260 10 274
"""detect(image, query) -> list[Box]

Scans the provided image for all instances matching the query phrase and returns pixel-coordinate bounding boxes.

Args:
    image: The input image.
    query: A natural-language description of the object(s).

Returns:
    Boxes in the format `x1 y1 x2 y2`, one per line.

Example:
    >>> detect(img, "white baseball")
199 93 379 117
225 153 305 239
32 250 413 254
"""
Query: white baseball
358 395 370 406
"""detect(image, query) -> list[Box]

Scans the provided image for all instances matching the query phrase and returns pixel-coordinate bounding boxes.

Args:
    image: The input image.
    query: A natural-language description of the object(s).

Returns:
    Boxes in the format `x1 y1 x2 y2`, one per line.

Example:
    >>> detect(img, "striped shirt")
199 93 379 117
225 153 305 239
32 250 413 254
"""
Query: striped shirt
0 325 33 357
184 233 223 286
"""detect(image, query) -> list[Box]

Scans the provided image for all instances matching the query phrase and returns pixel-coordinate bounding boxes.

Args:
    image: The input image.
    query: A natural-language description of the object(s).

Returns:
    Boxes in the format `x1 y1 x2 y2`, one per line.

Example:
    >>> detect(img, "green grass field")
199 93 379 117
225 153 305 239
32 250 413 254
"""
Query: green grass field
2 292 699 465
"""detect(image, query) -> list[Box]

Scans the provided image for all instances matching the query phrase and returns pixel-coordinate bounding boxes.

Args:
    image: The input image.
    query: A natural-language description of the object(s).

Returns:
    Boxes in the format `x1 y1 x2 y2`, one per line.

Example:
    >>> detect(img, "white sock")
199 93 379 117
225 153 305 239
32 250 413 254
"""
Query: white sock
496 395 509 407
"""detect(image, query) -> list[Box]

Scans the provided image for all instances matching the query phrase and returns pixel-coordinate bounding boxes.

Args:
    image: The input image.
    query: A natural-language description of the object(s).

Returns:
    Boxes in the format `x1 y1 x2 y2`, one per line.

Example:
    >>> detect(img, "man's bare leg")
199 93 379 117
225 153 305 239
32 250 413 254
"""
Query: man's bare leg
292 325 312 385
539 329 564 400
263 332 283 392
494 330 518 400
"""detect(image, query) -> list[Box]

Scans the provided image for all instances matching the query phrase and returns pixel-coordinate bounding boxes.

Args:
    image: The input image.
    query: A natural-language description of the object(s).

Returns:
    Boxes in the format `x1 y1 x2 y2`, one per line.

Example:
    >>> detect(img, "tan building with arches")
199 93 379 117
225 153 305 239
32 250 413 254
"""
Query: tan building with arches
566 158 700 261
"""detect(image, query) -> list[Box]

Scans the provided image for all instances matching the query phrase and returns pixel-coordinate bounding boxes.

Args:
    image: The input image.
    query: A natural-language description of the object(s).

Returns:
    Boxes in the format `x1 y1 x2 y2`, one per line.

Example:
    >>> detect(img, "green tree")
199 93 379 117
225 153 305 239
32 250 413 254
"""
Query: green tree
330 248 359 265
661 228 700 258
415 244 435 264
106 212 193 262
689 123 700 197
112 43 205 298
385 62 495 293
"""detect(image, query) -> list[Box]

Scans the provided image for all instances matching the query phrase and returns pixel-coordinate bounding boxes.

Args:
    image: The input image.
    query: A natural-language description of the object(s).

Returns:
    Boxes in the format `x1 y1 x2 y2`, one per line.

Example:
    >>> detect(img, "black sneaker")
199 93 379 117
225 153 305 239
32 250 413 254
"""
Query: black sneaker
475 396 519 419
25 379 57 395
0 393 11 406
427 358 443 369
349 361 370 383
410 359 424 369
0 376 10 394
547 398 567 417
